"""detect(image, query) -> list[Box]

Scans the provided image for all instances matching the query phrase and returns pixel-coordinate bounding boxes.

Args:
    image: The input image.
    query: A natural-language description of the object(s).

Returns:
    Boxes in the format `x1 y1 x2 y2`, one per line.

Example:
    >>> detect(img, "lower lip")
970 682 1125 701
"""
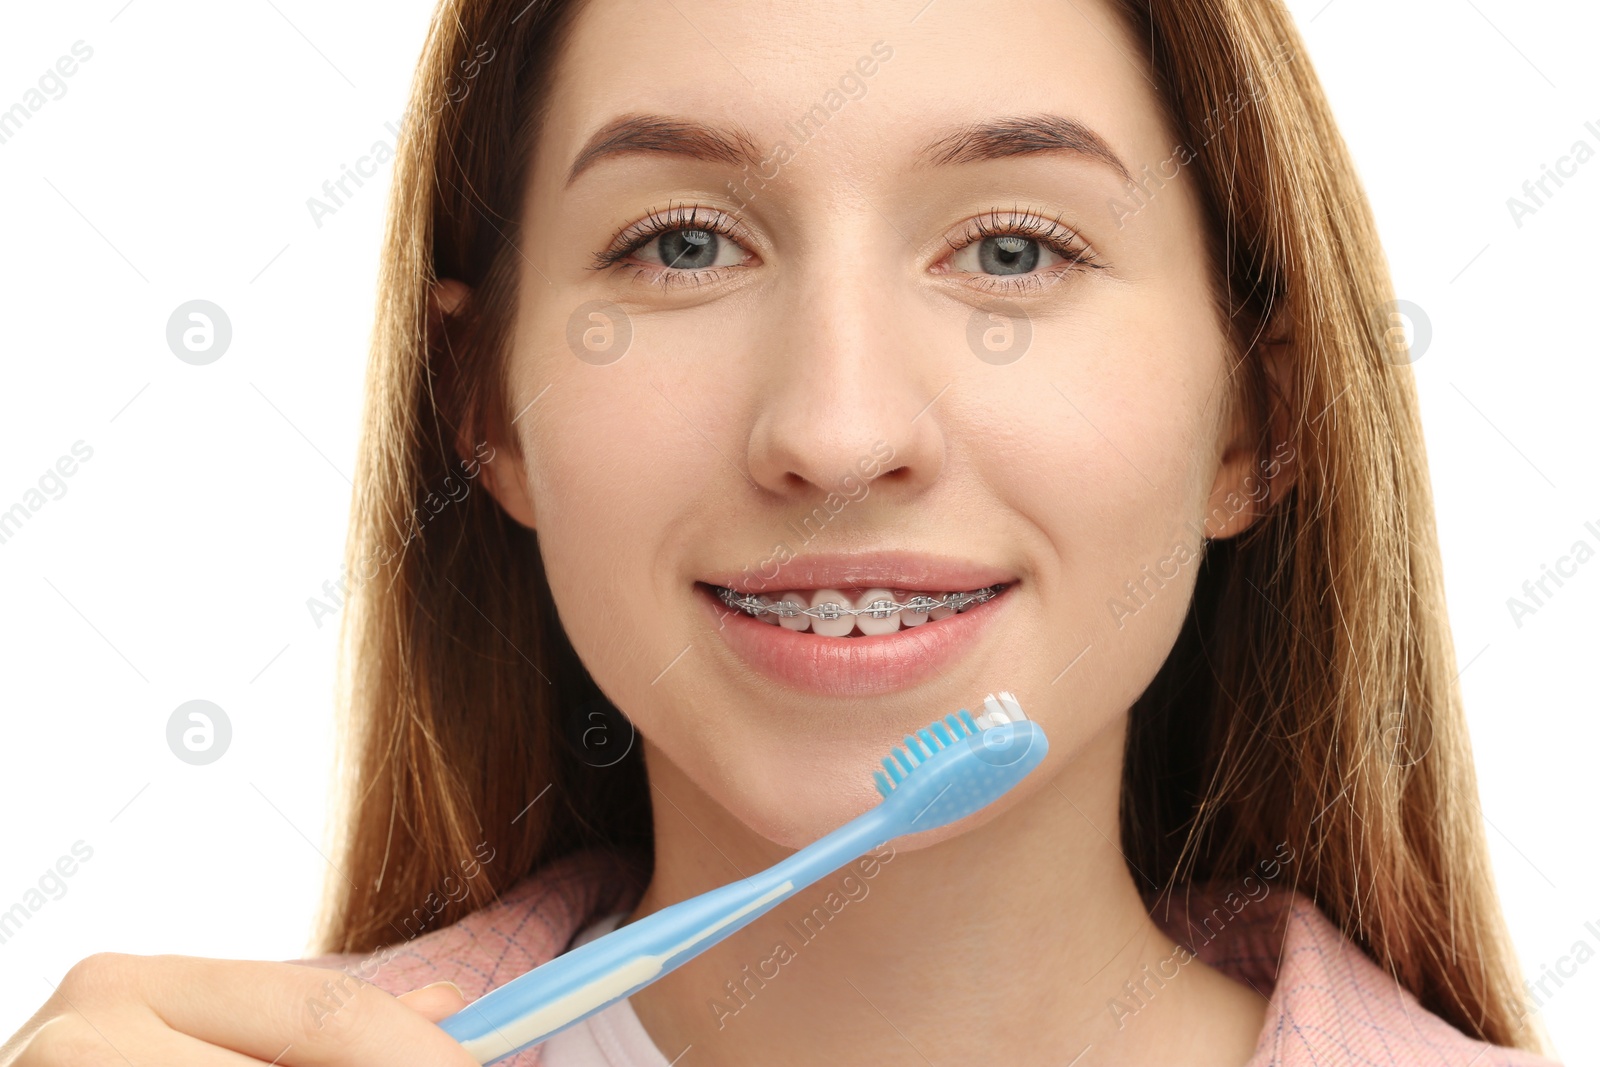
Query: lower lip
696 582 1014 698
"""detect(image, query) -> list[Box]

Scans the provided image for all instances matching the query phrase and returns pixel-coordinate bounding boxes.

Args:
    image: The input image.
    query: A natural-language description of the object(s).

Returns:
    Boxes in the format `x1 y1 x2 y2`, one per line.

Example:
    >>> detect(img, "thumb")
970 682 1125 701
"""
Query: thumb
396 979 470 1022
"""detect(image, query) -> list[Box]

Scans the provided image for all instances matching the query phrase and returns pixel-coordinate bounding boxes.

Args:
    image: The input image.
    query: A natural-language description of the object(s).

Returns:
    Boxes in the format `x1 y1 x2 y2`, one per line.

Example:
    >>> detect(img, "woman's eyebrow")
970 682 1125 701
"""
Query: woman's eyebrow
914 113 1133 184
564 111 1133 188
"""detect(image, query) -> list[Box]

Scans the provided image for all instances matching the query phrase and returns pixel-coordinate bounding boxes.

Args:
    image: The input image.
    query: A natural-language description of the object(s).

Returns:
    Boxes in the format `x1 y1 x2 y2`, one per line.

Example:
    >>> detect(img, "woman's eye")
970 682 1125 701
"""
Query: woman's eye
632 228 748 271
597 207 1099 293
948 234 1066 277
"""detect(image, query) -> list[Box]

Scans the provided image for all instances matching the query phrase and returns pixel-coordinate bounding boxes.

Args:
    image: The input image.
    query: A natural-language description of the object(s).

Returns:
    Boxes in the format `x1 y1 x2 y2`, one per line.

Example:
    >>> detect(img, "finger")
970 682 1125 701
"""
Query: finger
127 955 480 1067
20 1008 283 1067
394 982 469 1023
156 1022 306 1066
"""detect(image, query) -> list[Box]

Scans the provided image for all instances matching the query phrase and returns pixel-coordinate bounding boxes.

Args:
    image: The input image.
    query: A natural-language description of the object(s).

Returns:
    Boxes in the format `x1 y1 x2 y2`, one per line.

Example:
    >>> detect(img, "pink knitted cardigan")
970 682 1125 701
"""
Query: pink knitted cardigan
287 847 1561 1066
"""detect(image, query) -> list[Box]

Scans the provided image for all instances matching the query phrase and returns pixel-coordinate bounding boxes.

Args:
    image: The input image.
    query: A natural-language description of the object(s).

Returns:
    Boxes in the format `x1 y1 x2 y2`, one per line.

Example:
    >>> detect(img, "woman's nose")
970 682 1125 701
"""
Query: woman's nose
743 257 948 501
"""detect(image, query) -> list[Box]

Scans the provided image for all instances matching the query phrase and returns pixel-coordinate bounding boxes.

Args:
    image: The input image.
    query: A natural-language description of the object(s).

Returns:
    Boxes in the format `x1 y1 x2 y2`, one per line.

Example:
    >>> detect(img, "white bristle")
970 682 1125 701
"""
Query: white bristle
982 693 1010 725
997 691 1027 721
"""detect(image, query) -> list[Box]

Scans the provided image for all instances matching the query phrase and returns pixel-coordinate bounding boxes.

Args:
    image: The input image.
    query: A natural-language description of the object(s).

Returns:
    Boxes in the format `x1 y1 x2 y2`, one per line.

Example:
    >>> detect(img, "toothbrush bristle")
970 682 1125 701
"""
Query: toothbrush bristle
998 690 1028 720
873 692 1023 798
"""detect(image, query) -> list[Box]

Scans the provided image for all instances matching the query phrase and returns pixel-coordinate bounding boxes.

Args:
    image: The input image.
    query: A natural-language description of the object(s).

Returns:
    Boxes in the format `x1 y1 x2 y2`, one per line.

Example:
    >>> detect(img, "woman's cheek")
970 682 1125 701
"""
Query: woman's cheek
1018 347 1218 710
521 361 725 675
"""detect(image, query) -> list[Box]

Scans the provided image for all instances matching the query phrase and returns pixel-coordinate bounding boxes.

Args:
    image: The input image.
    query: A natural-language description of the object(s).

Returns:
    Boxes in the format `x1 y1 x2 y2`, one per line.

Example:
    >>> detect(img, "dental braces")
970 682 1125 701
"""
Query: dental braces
716 583 1007 620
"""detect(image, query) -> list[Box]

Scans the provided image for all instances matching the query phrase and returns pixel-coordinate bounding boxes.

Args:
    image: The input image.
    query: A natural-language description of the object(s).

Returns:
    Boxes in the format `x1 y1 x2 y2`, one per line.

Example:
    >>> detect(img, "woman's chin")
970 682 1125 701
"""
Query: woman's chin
720 768 884 852
716 752 1039 857
641 694 1062 857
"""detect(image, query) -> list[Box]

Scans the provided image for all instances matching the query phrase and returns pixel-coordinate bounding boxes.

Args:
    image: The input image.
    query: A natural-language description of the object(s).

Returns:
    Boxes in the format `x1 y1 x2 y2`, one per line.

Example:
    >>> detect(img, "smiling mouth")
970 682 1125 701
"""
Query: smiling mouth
702 582 1013 637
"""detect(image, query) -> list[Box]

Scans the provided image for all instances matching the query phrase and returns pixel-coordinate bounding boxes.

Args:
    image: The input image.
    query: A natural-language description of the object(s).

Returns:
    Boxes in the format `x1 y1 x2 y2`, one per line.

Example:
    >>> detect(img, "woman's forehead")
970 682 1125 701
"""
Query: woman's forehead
533 0 1172 193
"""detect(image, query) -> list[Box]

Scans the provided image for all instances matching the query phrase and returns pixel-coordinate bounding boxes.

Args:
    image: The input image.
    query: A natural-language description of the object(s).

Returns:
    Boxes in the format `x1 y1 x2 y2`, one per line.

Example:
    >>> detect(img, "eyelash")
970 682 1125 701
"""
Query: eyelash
942 206 1105 294
590 200 1105 294
590 201 740 288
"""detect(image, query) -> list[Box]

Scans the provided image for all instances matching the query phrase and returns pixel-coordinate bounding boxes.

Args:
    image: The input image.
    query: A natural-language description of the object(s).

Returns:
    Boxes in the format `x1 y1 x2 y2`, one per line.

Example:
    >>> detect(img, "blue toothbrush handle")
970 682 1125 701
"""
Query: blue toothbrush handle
438 805 894 1063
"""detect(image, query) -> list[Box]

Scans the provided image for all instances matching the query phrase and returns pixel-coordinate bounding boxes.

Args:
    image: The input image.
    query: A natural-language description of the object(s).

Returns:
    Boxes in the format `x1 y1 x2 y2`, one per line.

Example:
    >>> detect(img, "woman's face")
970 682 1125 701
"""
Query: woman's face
478 0 1267 849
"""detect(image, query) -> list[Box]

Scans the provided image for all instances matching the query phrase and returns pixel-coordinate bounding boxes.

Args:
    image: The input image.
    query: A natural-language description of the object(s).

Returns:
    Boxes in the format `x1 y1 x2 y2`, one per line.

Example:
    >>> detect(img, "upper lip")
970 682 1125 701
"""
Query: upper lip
701 551 1018 595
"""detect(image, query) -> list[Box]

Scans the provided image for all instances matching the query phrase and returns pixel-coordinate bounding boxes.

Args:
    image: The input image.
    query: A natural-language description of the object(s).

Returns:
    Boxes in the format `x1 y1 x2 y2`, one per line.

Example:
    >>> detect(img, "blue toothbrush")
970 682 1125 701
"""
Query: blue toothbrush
438 691 1048 1064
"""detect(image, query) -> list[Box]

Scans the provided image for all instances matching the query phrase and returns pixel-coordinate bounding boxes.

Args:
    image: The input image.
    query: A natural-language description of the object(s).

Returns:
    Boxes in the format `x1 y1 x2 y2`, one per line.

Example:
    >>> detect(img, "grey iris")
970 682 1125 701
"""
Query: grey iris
980 235 1037 275
660 229 717 269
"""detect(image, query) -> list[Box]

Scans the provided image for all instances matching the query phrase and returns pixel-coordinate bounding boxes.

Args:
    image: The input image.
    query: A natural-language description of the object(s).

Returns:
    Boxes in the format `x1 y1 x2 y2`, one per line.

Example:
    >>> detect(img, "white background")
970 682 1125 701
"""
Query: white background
0 0 1595 1060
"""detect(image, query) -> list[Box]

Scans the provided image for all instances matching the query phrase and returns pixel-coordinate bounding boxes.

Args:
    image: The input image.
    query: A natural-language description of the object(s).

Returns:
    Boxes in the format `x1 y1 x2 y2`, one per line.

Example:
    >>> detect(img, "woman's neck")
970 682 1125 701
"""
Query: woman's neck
622 718 1265 1067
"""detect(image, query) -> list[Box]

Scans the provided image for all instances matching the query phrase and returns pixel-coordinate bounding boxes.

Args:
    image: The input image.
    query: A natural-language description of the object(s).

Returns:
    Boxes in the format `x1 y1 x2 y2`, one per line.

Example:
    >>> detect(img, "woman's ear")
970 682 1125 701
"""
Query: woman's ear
1202 316 1297 541
461 423 539 530
430 277 471 319
432 277 539 531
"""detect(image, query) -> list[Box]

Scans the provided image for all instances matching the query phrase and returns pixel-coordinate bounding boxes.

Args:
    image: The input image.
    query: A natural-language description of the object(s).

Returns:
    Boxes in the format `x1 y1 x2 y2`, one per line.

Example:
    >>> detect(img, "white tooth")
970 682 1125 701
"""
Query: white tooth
808 589 856 638
853 588 900 636
896 588 930 627
753 593 781 624
776 591 812 631
921 588 953 620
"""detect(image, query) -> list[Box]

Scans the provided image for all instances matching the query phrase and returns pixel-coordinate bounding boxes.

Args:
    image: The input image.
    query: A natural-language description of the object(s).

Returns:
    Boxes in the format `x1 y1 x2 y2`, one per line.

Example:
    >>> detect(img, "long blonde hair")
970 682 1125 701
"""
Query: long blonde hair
312 0 1542 1052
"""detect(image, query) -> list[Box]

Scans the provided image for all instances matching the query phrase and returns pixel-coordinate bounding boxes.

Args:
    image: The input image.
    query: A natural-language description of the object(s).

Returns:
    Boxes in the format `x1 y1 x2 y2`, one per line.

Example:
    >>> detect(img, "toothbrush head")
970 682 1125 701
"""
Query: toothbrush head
871 691 1048 832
